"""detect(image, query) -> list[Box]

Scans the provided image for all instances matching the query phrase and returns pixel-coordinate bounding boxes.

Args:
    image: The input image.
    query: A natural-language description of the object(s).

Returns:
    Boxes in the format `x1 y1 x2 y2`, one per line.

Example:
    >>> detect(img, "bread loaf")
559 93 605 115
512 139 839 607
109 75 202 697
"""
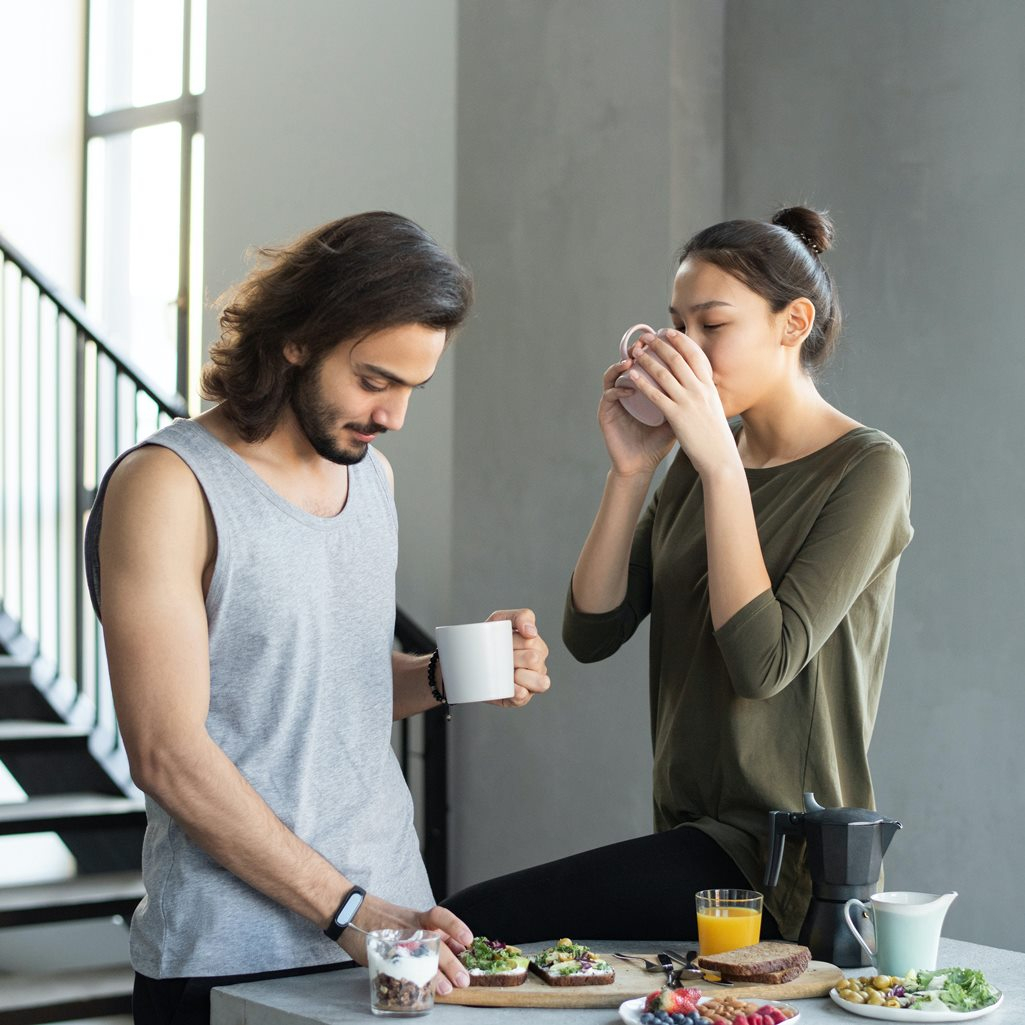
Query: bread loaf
720 963 807 985
696 941 811 981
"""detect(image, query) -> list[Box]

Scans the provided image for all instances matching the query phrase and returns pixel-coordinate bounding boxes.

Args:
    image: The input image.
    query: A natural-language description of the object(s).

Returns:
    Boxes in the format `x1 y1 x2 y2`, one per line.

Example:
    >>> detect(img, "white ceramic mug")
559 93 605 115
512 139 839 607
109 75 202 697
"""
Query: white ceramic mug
615 323 668 427
434 620 515 703
843 891 957 977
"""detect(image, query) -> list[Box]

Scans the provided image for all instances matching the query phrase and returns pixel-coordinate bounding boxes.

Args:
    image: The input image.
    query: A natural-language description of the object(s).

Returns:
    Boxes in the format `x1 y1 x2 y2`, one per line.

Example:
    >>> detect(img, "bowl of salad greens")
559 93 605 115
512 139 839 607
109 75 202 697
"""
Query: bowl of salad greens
830 966 1002 1021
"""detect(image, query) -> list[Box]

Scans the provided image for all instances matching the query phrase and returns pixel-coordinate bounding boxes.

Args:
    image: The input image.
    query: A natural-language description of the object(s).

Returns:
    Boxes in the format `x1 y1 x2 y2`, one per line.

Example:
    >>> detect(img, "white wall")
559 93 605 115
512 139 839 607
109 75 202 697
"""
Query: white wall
0 0 84 290
202 0 459 631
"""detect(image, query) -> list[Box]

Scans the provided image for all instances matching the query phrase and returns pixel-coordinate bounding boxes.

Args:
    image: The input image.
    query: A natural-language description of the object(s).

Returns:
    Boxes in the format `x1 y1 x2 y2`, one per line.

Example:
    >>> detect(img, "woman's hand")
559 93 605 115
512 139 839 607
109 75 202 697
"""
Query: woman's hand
628 330 739 478
599 353 676 478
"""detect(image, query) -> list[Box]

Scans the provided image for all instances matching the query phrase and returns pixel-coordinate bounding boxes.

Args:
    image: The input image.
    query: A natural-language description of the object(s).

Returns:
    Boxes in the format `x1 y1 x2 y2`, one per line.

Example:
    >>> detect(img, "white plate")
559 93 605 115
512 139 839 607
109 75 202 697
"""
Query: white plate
828 987 1004 1021
618 995 801 1024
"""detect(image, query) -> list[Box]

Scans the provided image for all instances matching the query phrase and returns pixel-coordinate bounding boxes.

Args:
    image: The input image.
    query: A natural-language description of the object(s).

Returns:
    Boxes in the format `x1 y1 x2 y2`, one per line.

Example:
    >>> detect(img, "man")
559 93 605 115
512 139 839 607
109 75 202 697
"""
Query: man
84 212 551 1023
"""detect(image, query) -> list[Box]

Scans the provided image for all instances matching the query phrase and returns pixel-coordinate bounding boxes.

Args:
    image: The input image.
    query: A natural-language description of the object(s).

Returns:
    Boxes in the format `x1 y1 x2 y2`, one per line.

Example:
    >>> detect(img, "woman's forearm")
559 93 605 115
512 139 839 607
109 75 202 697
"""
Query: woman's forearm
571 470 653 613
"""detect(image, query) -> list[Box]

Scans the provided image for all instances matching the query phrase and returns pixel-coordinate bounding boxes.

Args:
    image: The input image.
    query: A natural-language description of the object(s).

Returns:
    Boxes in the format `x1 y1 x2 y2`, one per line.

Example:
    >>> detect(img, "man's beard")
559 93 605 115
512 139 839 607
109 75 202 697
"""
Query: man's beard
289 360 386 466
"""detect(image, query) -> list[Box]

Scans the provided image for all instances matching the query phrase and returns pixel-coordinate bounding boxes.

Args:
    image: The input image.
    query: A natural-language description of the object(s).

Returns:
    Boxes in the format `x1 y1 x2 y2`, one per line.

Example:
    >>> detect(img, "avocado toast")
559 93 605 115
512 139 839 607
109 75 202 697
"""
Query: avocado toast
458 936 530 986
530 937 615 986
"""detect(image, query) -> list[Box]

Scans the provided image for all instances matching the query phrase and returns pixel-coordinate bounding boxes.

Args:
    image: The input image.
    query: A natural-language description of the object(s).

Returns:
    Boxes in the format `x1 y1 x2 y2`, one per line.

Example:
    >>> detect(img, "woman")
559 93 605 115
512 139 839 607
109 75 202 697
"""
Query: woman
443 207 912 942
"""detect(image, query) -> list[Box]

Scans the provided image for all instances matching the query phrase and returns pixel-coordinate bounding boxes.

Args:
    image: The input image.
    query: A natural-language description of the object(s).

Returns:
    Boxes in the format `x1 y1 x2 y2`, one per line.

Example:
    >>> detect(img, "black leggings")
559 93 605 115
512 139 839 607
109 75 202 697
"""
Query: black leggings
442 826 781 943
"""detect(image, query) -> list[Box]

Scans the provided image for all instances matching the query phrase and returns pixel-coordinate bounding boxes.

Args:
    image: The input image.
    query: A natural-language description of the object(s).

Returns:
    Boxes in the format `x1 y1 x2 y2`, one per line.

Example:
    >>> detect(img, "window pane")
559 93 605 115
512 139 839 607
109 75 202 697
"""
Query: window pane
190 0 207 96
85 123 182 392
88 0 185 115
188 133 205 414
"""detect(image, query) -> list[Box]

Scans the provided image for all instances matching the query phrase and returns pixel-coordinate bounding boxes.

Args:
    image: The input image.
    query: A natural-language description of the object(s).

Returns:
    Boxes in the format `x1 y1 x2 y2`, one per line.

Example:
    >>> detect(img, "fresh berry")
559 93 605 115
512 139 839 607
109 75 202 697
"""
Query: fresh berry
733 1016 749 1025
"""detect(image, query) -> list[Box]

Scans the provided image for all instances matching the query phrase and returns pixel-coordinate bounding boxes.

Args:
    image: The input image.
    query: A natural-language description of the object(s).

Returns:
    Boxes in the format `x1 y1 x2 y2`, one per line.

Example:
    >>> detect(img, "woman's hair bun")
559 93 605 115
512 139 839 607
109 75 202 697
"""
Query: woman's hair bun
771 206 835 256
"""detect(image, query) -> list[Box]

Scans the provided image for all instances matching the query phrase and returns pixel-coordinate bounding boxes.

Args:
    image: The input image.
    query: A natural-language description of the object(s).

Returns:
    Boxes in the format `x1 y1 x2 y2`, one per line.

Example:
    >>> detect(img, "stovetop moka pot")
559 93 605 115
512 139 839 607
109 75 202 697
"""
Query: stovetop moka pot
764 792 902 967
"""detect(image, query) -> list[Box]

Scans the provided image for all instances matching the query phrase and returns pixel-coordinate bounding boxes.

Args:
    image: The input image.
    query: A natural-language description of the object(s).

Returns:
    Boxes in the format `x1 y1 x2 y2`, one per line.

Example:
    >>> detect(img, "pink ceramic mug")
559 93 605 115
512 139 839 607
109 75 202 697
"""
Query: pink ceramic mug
615 323 668 427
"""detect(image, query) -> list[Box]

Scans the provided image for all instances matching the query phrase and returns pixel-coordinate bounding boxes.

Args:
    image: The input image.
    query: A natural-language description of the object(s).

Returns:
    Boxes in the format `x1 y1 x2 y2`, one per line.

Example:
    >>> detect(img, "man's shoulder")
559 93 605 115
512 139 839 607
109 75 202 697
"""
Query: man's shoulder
104 444 207 528
367 446 395 495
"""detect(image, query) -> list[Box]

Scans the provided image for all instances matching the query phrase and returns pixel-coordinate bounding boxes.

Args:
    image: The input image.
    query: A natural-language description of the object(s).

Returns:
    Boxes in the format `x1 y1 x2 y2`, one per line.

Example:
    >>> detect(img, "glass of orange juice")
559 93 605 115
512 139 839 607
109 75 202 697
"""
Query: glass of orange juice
696 888 763 957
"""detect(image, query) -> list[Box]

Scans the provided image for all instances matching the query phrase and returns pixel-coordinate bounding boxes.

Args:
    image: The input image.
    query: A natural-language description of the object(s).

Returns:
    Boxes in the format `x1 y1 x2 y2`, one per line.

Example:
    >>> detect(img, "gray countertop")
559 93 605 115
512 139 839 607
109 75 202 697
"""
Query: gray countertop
211 938 1022 1025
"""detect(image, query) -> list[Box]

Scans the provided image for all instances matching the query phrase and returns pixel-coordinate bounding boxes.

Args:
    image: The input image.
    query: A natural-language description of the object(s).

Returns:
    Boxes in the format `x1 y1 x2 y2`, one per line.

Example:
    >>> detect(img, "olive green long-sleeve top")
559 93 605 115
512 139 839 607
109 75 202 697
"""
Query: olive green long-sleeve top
563 426 912 939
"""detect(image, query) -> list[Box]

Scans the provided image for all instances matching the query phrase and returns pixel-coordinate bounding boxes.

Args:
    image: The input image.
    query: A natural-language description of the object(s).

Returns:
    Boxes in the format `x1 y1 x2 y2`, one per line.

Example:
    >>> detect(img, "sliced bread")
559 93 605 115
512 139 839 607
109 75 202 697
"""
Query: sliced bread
696 941 811 979
528 961 615 987
720 962 808 985
465 965 528 987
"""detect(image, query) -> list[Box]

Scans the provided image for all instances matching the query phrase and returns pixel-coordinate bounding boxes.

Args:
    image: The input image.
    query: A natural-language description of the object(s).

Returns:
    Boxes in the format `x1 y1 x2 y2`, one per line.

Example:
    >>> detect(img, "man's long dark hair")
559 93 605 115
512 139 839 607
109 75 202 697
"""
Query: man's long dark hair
201 211 474 441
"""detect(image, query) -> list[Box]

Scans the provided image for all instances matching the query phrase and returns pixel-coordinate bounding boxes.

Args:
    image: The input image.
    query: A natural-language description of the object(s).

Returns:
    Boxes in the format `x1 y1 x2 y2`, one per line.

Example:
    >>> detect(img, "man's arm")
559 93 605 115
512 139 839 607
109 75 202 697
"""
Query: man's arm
98 447 471 985
392 610 551 721
372 450 551 720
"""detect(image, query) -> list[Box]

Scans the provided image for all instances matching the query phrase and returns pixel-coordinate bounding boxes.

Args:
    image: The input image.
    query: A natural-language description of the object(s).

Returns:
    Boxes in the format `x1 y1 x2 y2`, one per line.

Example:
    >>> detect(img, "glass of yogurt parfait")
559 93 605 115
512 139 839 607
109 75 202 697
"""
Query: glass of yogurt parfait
367 929 442 1017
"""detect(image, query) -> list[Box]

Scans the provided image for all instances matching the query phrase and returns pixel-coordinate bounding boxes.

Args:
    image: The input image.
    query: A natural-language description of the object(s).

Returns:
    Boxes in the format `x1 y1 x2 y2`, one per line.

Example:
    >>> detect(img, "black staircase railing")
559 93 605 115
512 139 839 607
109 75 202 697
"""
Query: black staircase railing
0 232 447 895
0 232 187 789
394 609 449 897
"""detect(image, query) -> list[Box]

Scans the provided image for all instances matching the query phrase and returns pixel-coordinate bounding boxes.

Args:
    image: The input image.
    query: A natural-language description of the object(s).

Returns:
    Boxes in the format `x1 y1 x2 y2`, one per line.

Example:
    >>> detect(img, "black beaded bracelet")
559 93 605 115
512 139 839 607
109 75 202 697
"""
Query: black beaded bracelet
427 650 451 720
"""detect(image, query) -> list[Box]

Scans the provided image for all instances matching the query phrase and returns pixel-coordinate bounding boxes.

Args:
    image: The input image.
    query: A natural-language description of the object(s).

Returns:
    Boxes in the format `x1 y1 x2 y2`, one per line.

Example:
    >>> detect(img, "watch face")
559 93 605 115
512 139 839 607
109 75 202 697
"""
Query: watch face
336 889 363 926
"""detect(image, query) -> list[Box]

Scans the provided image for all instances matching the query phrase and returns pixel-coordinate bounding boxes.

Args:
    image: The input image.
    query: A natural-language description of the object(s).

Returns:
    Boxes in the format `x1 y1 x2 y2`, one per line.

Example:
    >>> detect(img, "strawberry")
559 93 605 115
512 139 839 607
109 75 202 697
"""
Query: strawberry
645 987 702 1014
757 1006 787 1024
733 1016 750 1025
658 990 689 1014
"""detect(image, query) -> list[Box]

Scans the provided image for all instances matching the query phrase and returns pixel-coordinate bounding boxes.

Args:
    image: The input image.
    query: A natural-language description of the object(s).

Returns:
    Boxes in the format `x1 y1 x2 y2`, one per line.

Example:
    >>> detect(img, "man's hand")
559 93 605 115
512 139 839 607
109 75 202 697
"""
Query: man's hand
340 893 474 994
484 609 551 708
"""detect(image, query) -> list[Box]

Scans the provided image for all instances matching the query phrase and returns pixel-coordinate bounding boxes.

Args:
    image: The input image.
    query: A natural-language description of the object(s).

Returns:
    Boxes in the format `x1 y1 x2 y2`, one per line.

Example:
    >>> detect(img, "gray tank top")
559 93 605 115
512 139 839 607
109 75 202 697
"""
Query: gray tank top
84 418 433 977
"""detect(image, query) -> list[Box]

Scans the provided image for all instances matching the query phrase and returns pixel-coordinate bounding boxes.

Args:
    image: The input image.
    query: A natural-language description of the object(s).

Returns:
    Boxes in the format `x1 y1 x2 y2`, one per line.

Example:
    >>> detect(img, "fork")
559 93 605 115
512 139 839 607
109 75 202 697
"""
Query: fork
662 948 734 986
612 952 664 972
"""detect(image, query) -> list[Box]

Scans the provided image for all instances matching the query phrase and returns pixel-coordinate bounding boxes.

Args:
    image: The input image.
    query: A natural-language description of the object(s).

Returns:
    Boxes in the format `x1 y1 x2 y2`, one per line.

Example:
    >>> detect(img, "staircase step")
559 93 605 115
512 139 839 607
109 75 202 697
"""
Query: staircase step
0 611 36 661
0 871 144 928
0 965 133 1025
0 794 146 837
0 656 63 721
0 655 35 685
0 720 91 755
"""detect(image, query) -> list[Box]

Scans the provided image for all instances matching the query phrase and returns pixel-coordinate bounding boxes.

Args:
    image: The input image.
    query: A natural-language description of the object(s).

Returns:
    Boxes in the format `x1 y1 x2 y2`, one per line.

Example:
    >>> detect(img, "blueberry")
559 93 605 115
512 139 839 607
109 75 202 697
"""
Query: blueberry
640 1016 653 1024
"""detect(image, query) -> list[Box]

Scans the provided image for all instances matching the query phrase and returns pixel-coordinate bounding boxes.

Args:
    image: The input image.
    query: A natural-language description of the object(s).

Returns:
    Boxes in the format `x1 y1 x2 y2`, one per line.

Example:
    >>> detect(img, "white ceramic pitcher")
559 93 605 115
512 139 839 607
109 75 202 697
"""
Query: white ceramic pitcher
843 891 957 977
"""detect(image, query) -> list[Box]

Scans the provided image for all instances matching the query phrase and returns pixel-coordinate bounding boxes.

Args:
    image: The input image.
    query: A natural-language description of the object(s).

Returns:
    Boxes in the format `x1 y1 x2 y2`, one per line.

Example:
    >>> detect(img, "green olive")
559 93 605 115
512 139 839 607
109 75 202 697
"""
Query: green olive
867 991 885 1006
843 991 867 1004
885 999 901 1007
872 976 891 990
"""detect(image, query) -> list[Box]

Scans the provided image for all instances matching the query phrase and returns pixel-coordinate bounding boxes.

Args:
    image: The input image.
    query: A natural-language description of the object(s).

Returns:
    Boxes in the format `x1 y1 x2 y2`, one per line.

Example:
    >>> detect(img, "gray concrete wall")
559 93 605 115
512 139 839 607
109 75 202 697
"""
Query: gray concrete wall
722 0 1025 953
449 0 725 885
201 0 1024 952
202 0 459 630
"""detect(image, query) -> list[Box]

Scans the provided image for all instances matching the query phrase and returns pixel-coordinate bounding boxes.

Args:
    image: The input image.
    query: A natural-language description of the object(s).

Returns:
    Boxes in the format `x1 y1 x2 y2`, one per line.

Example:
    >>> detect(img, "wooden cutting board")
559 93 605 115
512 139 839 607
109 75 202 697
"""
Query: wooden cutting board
436 946 844 1009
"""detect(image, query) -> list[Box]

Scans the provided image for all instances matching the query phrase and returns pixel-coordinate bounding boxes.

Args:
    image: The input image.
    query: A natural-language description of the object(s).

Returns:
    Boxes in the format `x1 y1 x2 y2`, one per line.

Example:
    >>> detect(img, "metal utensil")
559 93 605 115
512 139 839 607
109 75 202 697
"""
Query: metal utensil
613 952 664 973
662 948 734 986
655 952 676 984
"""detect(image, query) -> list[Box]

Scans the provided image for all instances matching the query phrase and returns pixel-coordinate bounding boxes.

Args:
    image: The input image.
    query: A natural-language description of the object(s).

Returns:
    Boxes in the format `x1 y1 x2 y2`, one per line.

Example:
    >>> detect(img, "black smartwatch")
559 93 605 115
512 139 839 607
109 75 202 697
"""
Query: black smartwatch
323 884 366 941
